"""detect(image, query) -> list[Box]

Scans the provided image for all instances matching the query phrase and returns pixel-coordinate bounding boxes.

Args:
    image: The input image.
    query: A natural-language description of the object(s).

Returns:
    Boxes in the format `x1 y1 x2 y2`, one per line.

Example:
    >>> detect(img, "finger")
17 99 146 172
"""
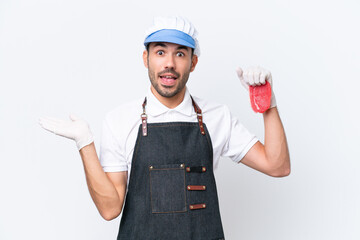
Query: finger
248 71 255 86
236 67 243 79
236 67 249 90
39 120 58 134
38 117 57 128
41 117 71 132
259 72 266 85
39 117 67 134
254 71 261 86
240 79 249 90
266 71 273 86
69 114 80 121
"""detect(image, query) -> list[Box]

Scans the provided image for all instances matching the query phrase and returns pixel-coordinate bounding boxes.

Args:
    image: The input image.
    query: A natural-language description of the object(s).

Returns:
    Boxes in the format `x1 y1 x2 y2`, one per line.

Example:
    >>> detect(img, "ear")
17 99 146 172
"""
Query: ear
143 50 148 68
190 55 198 72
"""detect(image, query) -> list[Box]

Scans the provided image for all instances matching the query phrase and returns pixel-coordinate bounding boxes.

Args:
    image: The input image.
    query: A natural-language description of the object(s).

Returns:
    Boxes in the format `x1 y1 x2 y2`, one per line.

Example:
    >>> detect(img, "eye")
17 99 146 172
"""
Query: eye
176 52 185 57
156 50 164 55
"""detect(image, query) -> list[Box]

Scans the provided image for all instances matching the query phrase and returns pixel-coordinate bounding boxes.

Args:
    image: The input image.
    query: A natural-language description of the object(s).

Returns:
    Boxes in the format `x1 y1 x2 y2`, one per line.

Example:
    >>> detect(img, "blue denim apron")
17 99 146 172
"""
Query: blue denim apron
117 97 225 240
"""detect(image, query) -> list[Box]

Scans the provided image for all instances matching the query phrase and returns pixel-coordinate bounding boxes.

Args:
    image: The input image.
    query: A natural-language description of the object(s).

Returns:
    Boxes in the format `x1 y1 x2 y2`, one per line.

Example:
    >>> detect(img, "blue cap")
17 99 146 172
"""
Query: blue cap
144 29 196 49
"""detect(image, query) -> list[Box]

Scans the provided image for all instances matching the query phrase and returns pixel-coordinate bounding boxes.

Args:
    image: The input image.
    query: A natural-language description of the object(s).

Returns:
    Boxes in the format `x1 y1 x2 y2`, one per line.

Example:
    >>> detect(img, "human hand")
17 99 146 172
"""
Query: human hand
38 114 94 150
236 66 277 109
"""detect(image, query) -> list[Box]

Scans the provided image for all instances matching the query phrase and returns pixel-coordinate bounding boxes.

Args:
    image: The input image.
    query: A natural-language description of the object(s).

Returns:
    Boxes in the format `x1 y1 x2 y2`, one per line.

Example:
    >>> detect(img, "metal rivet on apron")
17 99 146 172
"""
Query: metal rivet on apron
190 205 194 209
202 167 206 172
203 204 206 208
149 166 153 169
180 163 184 168
203 186 206 190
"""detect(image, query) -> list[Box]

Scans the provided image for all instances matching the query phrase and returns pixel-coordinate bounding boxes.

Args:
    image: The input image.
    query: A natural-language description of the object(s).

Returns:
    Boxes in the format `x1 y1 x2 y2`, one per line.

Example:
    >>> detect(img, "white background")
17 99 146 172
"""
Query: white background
1 0 359 239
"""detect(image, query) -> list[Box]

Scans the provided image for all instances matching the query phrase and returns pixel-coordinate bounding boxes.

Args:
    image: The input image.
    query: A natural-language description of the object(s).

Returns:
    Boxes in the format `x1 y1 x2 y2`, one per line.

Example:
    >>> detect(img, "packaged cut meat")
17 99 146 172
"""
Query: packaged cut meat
249 81 272 113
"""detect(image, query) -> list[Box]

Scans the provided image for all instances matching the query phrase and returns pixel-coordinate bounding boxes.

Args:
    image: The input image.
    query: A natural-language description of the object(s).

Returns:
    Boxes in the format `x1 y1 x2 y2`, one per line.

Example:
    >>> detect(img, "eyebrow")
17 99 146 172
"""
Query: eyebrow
153 42 190 52
177 45 189 51
153 42 167 48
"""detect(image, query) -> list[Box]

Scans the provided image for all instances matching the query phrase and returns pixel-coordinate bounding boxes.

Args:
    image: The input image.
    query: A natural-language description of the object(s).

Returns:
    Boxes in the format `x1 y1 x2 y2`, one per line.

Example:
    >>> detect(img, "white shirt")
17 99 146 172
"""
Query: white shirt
99 87 259 183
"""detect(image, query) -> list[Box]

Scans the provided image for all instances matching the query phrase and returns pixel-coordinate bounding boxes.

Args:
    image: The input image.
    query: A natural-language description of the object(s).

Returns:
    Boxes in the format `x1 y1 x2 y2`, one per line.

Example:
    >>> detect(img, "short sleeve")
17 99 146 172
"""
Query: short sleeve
221 108 259 163
99 117 128 172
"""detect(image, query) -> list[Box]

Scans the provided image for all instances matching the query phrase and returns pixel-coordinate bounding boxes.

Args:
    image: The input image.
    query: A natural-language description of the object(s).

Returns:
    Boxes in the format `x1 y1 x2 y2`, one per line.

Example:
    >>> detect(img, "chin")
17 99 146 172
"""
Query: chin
157 87 180 98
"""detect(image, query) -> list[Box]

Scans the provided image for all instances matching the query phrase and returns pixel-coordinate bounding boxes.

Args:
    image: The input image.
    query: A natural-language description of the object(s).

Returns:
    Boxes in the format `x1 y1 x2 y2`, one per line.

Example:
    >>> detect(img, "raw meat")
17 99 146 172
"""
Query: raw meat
249 81 271 113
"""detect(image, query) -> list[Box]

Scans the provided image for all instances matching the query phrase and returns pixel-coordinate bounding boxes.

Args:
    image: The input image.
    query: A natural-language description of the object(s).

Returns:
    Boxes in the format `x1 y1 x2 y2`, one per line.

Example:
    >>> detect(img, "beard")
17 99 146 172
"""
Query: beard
148 65 190 98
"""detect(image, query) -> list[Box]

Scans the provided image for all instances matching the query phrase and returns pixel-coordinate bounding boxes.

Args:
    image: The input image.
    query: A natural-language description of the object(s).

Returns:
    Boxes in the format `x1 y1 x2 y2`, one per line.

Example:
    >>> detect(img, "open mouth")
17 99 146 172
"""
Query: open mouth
159 74 178 86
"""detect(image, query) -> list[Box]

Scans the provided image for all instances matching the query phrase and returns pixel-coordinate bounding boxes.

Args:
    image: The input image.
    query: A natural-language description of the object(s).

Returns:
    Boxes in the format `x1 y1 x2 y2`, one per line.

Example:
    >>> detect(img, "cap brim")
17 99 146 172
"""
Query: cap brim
144 29 196 49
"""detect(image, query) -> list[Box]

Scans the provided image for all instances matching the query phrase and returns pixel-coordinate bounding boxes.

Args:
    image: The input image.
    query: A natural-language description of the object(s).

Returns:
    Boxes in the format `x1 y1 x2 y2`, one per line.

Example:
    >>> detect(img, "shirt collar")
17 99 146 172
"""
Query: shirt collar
145 86 194 117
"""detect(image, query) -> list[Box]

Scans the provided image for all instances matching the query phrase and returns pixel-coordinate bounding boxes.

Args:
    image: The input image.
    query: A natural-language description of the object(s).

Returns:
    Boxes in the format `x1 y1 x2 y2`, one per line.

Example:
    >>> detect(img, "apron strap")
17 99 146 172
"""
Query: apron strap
141 97 148 136
141 95 206 136
190 96 206 135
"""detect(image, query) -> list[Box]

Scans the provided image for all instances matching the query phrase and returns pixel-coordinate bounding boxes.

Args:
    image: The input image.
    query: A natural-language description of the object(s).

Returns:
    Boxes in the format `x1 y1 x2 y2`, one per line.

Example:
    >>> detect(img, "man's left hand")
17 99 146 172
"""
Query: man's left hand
236 66 277 109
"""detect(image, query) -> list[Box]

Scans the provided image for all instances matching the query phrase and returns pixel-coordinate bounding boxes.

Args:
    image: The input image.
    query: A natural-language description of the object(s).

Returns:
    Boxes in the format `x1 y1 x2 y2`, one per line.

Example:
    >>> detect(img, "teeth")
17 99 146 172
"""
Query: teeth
162 76 175 79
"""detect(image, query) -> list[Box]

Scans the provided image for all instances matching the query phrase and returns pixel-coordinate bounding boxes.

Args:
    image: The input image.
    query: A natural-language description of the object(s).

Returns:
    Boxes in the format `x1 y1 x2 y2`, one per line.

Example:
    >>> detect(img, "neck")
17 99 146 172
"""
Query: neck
150 86 186 109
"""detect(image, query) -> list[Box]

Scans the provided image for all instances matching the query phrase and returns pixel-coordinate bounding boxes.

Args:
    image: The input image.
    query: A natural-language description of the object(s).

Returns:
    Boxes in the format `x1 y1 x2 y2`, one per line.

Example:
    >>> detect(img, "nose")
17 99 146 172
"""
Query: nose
164 54 176 69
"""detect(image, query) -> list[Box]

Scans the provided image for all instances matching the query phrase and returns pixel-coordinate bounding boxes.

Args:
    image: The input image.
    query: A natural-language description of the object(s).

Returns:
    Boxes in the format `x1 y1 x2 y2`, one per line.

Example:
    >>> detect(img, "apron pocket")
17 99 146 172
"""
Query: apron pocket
149 163 187 213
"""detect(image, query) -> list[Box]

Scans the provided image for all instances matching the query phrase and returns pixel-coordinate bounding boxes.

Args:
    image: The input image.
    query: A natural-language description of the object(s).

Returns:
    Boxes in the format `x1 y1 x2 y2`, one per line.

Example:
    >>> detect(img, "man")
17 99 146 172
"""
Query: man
39 16 290 239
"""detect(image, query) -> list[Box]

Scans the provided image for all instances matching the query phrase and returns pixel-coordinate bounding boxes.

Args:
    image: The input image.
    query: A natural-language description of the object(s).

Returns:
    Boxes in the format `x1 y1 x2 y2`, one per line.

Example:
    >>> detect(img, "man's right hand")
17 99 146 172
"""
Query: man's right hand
38 114 94 151
39 115 127 220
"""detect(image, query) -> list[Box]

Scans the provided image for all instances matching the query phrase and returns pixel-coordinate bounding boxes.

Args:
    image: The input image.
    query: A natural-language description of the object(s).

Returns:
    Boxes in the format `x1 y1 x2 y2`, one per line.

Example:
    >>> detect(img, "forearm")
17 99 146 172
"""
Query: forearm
262 107 290 176
79 143 122 219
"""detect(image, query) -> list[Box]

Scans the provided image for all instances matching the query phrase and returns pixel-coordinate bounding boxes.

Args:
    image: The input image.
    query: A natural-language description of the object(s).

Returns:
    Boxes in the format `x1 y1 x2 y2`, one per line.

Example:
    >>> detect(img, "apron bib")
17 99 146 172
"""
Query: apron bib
117 97 225 240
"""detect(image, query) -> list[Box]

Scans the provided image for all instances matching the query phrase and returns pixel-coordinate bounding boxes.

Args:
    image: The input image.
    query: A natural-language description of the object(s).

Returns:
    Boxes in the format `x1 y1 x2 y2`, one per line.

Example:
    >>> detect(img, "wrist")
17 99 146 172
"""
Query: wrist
270 89 277 109
262 105 277 115
77 131 94 151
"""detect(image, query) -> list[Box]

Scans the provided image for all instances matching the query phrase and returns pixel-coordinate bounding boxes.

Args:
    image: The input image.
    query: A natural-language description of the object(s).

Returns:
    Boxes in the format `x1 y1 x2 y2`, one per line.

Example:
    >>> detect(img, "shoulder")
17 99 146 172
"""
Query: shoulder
190 95 232 139
191 95 231 118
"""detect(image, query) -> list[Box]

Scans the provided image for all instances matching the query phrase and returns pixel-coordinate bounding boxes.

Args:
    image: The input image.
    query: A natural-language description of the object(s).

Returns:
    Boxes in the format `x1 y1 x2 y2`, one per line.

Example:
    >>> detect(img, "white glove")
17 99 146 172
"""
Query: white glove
236 66 277 108
38 114 94 151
